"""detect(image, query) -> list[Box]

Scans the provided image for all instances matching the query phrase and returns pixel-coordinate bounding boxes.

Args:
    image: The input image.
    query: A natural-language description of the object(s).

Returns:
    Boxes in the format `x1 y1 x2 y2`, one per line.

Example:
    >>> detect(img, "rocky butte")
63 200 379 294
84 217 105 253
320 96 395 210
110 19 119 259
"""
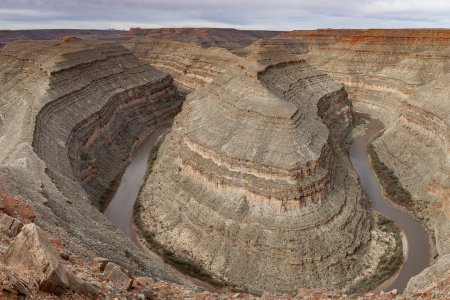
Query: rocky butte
137 45 374 294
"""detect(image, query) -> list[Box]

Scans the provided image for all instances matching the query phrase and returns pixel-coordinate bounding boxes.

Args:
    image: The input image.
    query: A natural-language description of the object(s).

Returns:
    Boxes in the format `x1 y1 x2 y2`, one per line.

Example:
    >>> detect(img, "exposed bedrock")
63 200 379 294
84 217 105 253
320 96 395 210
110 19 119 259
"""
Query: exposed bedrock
124 39 240 91
261 29 363 55
29 41 183 210
126 28 281 52
139 46 371 293
122 30 363 94
0 40 192 286
305 29 450 291
305 29 450 122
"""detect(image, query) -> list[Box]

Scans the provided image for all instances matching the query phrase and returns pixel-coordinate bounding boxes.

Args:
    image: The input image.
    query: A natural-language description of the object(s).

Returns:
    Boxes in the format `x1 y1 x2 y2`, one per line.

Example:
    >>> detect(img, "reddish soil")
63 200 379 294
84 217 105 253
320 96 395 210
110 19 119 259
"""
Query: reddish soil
0 189 35 222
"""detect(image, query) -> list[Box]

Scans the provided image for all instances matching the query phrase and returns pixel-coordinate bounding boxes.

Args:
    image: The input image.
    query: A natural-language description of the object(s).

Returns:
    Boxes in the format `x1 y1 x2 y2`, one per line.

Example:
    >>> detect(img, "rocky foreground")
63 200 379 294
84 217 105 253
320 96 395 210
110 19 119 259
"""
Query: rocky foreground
1 193 447 299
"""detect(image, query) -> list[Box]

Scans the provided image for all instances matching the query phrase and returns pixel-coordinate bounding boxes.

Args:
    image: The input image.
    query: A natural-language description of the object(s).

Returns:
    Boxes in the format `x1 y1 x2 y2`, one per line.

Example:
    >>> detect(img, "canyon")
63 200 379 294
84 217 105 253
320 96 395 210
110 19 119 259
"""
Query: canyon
0 39 194 293
304 29 450 293
137 44 373 294
0 29 448 299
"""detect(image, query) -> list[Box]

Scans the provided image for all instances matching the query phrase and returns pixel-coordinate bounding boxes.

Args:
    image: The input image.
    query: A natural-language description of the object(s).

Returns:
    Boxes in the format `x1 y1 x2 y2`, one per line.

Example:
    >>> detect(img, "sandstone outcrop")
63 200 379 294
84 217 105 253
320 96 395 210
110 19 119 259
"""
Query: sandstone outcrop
0 39 194 288
3 223 69 295
305 29 450 290
124 39 240 91
0 213 23 237
138 45 371 293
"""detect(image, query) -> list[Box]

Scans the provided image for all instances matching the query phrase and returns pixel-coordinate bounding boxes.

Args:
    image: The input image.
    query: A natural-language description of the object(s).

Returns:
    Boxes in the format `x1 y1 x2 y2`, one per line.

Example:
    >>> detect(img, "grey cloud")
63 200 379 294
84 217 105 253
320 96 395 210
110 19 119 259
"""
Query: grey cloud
0 0 449 30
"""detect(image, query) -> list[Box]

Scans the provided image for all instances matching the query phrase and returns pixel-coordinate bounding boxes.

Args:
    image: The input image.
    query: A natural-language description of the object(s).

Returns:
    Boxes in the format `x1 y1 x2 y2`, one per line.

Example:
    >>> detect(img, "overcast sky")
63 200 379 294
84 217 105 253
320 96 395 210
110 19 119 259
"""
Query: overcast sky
0 0 449 30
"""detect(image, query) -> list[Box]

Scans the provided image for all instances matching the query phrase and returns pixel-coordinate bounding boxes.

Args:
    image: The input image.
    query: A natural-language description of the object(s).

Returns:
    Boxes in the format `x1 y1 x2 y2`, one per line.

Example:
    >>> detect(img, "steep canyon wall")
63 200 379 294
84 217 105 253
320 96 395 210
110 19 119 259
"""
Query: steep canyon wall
305 29 450 291
124 39 240 91
0 40 192 286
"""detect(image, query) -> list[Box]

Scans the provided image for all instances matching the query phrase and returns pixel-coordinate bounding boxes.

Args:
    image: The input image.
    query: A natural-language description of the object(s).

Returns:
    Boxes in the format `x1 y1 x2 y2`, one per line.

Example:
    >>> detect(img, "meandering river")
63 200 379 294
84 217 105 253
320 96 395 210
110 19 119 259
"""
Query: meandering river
105 117 430 293
349 117 430 292
104 126 170 239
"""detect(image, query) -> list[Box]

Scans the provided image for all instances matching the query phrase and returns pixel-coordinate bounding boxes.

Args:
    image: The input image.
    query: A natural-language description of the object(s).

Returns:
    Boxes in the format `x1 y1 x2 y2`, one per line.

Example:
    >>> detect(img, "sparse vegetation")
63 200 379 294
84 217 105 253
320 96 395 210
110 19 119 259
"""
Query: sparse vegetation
99 171 124 212
352 112 370 127
343 112 369 149
349 215 403 294
368 144 413 208
80 152 90 161
135 201 226 288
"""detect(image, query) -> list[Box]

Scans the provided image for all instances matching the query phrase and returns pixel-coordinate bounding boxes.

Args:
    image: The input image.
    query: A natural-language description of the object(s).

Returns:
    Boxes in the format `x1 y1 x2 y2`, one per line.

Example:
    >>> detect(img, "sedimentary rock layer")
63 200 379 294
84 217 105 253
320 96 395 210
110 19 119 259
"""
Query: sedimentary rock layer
0 40 191 286
28 41 183 208
264 29 362 54
124 39 239 91
126 28 281 51
305 29 450 290
139 45 371 293
0 29 124 44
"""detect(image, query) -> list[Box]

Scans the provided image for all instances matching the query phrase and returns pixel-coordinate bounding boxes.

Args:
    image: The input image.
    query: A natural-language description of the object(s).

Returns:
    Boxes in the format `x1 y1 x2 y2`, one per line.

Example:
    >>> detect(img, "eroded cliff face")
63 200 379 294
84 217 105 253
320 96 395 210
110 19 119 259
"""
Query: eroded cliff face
305 29 450 291
138 46 372 294
0 40 192 287
123 39 240 91
29 41 183 209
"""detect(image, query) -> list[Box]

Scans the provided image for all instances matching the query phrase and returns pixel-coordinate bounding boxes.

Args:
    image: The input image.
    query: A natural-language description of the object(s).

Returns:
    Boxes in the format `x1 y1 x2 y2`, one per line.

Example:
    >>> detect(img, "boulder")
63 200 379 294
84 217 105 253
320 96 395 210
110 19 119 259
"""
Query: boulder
67 271 101 299
7 273 31 298
132 276 156 288
0 213 23 237
3 223 68 295
103 262 132 290
144 289 155 299
60 250 70 260
94 256 109 272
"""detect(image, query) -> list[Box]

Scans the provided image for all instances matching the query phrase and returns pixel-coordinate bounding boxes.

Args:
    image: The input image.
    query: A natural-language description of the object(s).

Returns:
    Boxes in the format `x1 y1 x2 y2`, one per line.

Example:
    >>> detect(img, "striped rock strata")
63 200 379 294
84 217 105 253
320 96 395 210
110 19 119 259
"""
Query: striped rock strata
124 39 240 91
126 28 281 52
0 40 191 285
263 29 362 54
138 46 371 293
